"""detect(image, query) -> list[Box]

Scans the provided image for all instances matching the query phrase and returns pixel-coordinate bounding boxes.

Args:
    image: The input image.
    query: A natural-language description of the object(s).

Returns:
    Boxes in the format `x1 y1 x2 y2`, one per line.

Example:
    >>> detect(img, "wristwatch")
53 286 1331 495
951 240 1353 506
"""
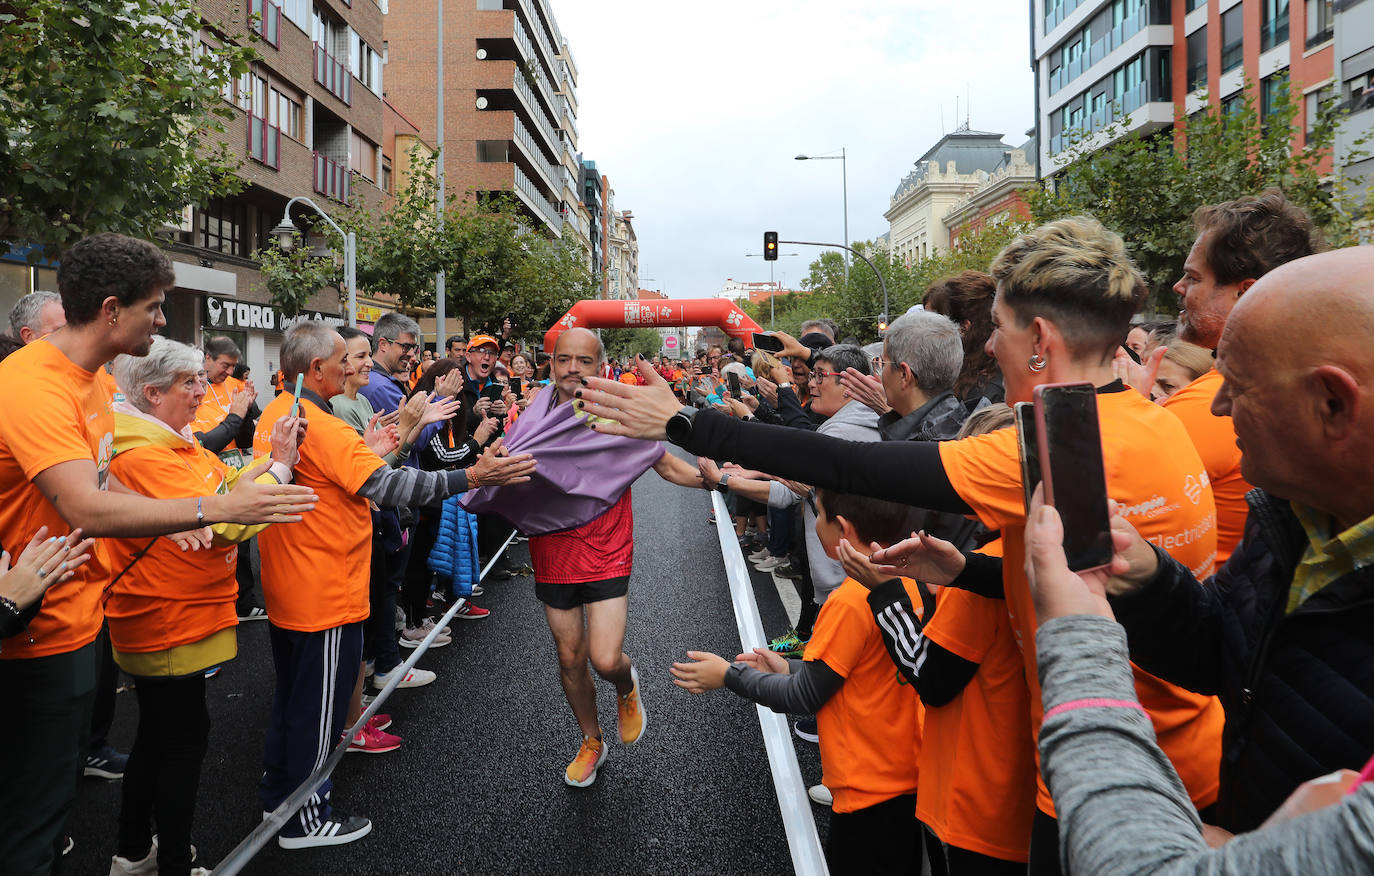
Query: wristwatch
777 381 793 390
715 472 731 494
665 405 698 446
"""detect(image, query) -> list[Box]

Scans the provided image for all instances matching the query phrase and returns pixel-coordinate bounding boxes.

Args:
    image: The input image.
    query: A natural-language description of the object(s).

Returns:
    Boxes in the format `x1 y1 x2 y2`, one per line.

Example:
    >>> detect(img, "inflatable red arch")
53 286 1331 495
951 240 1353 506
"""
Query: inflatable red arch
542 298 762 353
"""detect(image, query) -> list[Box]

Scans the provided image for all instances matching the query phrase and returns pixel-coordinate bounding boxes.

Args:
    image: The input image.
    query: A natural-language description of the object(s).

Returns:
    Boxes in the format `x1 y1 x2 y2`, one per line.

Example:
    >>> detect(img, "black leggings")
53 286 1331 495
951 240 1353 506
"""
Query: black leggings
401 513 439 627
117 673 210 876
826 794 923 876
926 825 1025 876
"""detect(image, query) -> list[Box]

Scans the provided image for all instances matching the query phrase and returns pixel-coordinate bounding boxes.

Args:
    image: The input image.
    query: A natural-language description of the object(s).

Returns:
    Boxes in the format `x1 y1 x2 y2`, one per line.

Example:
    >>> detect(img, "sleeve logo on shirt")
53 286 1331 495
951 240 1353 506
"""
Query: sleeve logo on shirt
1184 473 1209 504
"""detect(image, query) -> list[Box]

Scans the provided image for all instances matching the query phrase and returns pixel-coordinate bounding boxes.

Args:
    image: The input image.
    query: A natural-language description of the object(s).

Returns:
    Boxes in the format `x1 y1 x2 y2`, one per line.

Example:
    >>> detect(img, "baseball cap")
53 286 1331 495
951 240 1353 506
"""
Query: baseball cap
468 334 500 351
798 332 832 351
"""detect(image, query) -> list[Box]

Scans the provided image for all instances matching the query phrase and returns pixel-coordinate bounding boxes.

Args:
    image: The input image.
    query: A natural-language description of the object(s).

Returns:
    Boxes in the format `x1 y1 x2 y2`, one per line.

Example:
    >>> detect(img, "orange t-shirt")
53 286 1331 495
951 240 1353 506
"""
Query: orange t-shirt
618 372 640 386
938 388 1224 815
1163 368 1250 564
917 538 1035 862
96 366 119 405
191 376 246 445
805 576 924 814
105 440 238 654
0 340 113 659
252 391 384 632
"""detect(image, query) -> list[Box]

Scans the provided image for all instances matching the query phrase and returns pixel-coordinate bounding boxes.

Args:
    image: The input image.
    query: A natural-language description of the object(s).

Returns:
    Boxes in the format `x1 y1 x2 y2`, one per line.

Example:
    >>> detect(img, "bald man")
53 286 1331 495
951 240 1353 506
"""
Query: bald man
1102 246 1374 834
1158 191 1318 563
526 328 705 788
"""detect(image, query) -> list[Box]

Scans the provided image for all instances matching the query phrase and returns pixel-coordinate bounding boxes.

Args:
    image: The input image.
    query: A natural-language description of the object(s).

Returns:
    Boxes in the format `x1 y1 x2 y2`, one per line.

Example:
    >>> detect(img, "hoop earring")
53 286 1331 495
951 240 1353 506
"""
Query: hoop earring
1028 353 1047 373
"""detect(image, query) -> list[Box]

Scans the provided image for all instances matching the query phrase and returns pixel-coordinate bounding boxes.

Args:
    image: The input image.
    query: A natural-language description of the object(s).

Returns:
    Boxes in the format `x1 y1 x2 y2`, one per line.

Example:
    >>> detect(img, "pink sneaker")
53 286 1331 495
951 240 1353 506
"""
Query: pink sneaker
454 602 490 620
366 714 392 732
346 724 401 754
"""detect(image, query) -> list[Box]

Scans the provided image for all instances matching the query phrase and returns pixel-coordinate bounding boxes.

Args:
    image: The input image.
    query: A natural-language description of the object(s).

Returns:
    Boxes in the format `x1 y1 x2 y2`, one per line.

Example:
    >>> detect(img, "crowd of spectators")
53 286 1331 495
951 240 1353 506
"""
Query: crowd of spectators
4 187 1374 876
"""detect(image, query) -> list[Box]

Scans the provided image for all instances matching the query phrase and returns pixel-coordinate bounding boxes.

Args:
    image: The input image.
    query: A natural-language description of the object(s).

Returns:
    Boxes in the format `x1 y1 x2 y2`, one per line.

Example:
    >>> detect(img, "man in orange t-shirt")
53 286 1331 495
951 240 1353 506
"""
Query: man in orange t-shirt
251 322 534 849
1161 192 1318 563
0 234 316 875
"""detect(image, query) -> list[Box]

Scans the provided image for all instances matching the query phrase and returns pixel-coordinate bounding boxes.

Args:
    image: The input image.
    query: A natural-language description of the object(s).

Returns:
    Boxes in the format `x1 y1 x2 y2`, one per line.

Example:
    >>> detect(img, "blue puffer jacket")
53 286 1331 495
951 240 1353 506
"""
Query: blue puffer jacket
1110 489 1374 832
428 495 479 597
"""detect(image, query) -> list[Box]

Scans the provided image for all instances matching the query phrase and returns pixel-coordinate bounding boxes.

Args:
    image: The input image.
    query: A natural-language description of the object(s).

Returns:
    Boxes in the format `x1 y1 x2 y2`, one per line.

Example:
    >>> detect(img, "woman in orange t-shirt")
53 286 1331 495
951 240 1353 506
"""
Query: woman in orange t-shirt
577 217 1224 876
104 338 301 876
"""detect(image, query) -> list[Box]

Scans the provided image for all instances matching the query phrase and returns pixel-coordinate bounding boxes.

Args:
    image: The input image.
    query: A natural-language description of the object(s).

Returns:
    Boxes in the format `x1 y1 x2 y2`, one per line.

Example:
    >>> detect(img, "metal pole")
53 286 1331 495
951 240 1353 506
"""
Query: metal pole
769 260 775 329
435 0 446 352
841 147 849 283
346 230 356 327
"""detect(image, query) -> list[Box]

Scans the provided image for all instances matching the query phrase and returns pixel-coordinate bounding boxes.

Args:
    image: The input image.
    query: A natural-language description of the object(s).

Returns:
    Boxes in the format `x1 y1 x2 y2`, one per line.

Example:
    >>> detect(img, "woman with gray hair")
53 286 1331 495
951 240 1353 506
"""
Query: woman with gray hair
105 337 305 876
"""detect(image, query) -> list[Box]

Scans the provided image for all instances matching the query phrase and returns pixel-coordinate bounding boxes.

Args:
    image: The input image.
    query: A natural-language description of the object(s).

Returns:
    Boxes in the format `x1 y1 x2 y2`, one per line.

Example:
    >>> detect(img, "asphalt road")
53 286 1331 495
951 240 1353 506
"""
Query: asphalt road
64 455 826 875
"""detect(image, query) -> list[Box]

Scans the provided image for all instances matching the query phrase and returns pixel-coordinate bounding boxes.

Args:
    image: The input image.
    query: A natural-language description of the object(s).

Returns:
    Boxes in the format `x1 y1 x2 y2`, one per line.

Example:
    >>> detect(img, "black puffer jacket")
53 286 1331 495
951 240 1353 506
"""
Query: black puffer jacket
1109 489 1374 832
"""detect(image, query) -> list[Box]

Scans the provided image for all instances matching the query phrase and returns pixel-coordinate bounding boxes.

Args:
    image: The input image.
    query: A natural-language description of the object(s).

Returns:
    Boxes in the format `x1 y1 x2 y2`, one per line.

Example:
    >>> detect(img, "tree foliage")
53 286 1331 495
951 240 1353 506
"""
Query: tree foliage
600 327 662 360
1025 77 1370 311
256 148 598 333
0 0 255 259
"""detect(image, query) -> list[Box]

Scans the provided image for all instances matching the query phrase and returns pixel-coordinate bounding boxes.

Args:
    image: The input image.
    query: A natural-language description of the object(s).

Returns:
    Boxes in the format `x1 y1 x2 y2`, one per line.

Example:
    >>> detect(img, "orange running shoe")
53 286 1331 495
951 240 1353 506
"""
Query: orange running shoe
564 734 608 787
617 665 648 745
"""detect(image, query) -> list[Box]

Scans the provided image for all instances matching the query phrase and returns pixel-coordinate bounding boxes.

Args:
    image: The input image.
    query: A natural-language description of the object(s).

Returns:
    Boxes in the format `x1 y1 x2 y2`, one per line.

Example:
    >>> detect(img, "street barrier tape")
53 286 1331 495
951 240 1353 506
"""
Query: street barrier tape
711 491 829 876
214 528 520 876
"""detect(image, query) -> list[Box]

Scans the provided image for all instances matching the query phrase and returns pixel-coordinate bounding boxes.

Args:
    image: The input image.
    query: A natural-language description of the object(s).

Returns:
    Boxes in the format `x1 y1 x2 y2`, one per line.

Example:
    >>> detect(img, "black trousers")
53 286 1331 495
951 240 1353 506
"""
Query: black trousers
117 674 210 876
401 513 440 626
926 824 1025 876
1028 810 1061 876
88 622 119 751
0 641 97 875
476 511 513 568
259 623 363 837
825 793 923 876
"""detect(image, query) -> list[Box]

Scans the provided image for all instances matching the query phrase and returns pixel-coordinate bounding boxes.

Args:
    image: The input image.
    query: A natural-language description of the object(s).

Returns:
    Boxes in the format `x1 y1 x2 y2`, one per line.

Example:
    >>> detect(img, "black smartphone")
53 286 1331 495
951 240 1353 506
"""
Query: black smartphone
752 332 784 353
480 383 504 402
727 372 742 397
510 377 522 396
1033 382 1113 572
1014 402 1042 515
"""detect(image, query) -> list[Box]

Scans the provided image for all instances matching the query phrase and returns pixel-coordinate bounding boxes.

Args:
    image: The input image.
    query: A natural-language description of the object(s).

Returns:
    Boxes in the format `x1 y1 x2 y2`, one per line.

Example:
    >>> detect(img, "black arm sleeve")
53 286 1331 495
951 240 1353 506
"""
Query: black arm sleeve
1107 545 1230 696
723 658 845 714
194 413 245 454
682 409 972 514
774 387 817 431
866 577 981 706
944 550 1006 599
357 466 468 508
234 403 260 450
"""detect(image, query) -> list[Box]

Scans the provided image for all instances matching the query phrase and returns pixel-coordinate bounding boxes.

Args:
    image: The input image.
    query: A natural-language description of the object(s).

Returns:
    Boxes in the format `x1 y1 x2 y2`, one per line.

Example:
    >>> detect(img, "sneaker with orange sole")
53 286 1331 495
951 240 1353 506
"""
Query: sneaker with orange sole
564 734 608 787
617 665 647 745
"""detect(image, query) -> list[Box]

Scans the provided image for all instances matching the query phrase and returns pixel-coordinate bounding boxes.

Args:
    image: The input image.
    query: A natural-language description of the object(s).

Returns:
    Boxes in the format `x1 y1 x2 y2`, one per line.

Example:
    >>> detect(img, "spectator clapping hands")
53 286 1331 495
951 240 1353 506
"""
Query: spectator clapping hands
0 527 93 612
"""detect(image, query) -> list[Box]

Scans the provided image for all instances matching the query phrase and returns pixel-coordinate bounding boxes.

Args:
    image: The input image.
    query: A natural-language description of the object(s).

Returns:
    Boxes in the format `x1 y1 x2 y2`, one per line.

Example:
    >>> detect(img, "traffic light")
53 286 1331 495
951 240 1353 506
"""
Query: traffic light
763 231 778 261
877 313 889 335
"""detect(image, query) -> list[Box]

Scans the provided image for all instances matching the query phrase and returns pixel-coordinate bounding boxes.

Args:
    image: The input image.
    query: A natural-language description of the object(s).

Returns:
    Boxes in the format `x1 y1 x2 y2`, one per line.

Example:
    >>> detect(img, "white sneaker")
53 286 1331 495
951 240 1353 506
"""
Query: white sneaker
399 626 451 649
373 666 436 689
420 618 452 636
394 606 406 632
754 555 786 572
748 547 771 563
808 783 833 807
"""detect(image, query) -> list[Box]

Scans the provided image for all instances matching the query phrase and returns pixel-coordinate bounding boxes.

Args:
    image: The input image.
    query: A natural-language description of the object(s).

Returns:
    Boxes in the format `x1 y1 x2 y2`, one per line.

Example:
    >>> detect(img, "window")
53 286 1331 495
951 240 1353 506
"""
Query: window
350 131 377 180
1220 6 1243 72
350 33 382 96
280 0 308 30
199 198 249 257
249 0 280 48
271 87 301 140
1186 25 1208 91
1306 0 1333 48
1221 93 1245 118
1345 73 1373 110
1261 75 1285 125
381 158 392 193
1261 0 1289 50
1305 85 1334 132
1186 0 1205 10
477 140 509 162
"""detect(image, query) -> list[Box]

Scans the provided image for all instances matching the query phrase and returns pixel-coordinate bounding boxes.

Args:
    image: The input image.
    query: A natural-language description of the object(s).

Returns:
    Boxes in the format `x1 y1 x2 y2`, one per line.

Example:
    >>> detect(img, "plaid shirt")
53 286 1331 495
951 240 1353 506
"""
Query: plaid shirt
1286 504 1374 613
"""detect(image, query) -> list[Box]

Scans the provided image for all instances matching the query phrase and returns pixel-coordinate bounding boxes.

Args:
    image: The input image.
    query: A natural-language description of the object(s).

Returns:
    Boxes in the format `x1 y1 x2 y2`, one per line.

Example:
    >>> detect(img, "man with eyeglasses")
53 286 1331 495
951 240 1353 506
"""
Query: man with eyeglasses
460 334 521 580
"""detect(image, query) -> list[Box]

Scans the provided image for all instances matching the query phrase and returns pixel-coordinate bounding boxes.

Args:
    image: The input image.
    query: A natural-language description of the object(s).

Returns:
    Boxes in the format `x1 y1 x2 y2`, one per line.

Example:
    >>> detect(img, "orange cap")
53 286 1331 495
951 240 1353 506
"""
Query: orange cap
468 334 500 350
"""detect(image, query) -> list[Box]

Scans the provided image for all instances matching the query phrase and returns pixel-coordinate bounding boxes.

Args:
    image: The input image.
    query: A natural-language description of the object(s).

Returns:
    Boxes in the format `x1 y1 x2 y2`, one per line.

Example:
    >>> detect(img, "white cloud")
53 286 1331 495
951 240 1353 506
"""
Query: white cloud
553 0 1034 298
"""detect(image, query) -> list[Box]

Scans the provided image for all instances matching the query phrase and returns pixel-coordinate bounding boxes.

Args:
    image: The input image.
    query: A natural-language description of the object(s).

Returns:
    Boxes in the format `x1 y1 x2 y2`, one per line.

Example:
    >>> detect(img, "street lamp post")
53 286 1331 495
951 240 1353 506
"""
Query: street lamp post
744 252 798 328
795 148 848 282
271 197 357 327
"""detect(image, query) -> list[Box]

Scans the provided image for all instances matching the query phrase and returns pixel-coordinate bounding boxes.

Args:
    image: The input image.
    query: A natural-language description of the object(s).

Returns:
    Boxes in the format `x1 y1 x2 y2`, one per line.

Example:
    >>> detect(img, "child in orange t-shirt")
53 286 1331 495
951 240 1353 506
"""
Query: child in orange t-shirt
672 487 930 875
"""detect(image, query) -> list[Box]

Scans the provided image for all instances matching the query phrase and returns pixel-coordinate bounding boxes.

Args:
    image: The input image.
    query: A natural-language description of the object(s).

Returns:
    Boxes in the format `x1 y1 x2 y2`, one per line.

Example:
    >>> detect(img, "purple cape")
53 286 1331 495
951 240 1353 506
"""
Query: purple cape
458 384 665 535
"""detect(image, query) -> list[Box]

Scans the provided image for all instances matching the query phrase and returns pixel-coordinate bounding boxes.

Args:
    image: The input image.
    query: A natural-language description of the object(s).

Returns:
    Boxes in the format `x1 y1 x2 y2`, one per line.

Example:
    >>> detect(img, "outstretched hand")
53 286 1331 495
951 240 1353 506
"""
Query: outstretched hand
840 368 890 415
734 647 790 675
837 537 905 592
670 650 730 694
868 530 967 589
575 355 680 440
467 438 536 487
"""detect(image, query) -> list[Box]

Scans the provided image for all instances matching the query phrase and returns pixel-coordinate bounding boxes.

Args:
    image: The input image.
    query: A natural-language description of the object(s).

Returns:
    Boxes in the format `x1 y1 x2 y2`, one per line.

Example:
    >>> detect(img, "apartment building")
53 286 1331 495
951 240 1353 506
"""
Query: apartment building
386 0 581 238
1034 0 1344 177
1333 0 1374 194
606 209 639 301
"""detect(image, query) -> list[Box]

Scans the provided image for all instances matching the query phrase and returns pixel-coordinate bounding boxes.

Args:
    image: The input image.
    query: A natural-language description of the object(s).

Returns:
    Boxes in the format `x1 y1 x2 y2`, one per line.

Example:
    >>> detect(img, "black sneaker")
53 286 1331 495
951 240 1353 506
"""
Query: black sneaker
773 561 803 580
278 813 372 849
794 716 819 744
85 743 128 779
237 606 268 622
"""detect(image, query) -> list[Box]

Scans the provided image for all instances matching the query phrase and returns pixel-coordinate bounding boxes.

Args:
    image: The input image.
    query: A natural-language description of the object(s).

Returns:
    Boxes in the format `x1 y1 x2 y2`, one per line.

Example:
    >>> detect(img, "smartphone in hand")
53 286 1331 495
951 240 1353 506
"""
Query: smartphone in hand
1033 382 1112 572
727 372 742 397
1014 402 1042 515
511 377 523 396
752 332 785 353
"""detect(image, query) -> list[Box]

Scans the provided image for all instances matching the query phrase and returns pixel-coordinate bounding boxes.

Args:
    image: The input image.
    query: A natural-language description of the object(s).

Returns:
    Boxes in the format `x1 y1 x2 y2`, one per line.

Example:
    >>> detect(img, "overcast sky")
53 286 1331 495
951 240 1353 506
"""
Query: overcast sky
551 0 1036 299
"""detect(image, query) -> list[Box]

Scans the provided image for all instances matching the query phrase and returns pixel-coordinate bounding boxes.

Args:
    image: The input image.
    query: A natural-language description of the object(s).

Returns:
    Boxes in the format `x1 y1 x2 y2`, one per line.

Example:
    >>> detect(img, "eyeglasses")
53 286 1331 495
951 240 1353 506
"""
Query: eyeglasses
809 370 841 383
383 337 418 354
871 357 887 374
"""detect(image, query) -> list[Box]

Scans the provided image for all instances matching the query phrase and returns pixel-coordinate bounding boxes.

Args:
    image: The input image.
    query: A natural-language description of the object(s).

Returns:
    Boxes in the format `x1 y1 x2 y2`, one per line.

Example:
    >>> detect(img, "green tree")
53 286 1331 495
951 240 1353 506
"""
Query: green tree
0 0 255 258
600 327 662 360
255 226 340 318
1025 77 1370 311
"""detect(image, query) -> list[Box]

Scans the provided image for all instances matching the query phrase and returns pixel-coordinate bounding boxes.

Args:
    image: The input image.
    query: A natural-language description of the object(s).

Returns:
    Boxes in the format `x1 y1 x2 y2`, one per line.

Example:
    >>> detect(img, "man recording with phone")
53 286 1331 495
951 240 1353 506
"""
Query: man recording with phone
460 333 520 579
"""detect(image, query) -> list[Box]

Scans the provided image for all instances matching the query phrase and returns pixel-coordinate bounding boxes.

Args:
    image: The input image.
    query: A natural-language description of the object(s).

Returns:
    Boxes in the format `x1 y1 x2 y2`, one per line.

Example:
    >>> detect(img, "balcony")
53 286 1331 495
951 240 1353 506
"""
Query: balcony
513 163 562 231
248 113 281 169
511 112 558 190
1260 15 1289 50
1050 4 1153 97
313 151 349 203
510 67 560 151
249 0 280 49
510 14 559 111
313 43 351 105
